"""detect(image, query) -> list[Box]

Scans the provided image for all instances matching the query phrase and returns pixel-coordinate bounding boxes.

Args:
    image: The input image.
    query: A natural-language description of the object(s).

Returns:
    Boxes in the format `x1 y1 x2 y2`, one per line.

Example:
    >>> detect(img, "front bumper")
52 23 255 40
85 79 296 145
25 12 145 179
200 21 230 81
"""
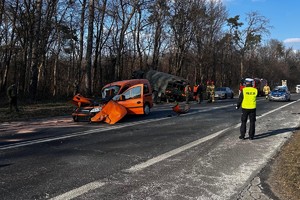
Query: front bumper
269 95 288 101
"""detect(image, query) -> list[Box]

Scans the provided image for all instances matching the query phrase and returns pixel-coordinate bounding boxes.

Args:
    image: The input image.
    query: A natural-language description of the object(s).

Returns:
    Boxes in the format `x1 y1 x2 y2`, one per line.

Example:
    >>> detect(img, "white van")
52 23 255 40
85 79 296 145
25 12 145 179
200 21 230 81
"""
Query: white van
296 85 300 93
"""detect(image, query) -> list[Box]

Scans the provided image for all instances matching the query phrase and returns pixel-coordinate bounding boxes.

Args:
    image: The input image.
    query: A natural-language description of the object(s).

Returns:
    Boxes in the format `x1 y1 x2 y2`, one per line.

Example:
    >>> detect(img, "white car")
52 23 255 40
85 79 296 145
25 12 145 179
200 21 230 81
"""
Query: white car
296 85 300 93
214 87 234 99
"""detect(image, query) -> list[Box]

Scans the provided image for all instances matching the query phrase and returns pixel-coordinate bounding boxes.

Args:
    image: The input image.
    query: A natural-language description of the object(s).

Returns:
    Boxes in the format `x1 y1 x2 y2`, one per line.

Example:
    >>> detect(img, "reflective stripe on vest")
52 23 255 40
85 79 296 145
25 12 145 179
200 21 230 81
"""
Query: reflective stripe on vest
242 87 257 109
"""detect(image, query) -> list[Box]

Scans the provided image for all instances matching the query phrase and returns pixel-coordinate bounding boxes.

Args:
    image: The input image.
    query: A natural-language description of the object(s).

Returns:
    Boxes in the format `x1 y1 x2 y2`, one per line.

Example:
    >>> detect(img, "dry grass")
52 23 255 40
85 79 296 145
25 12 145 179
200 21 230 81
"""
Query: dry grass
267 130 300 200
0 101 299 199
0 100 74 122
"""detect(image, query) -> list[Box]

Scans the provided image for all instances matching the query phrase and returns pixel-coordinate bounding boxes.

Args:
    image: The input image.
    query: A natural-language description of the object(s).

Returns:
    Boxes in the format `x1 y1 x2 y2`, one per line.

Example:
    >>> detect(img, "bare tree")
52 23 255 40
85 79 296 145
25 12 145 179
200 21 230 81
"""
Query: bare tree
205 0 227 82
227 12 271 78
168 0 194 77
110 0 139 80
93 0 109 91
1 0 299 101
29 0 43 100
0 0 19 92
148 0 169 70
77 0 87 94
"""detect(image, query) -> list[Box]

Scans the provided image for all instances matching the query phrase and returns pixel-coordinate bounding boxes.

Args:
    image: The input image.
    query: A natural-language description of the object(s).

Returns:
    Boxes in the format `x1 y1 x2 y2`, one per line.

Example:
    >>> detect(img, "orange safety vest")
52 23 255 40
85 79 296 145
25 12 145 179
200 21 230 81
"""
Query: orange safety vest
193 85 198 93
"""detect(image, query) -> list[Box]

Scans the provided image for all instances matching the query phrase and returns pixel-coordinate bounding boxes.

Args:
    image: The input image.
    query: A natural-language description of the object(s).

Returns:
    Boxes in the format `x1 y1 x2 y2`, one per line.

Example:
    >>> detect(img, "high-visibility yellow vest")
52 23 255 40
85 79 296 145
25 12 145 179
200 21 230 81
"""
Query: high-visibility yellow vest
242 87 257 109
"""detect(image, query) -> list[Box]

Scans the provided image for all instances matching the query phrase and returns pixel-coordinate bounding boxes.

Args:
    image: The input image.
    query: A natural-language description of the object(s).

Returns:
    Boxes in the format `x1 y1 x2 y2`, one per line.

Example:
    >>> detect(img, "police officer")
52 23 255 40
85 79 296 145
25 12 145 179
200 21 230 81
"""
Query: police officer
236 80 258 140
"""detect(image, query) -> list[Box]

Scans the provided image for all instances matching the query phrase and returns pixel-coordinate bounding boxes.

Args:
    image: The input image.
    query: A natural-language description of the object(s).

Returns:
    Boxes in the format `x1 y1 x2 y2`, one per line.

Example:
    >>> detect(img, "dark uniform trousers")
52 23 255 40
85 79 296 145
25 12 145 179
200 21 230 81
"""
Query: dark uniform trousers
240 108 256 138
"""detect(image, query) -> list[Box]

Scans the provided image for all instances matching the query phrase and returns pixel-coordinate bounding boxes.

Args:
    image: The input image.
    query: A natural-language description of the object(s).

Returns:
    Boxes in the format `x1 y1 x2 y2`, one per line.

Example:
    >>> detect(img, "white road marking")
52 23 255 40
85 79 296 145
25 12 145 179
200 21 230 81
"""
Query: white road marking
124 127 231 173
0 104 233 150
48 100 299 199
50 181 105 200
124 100 298 173
0 117 169 150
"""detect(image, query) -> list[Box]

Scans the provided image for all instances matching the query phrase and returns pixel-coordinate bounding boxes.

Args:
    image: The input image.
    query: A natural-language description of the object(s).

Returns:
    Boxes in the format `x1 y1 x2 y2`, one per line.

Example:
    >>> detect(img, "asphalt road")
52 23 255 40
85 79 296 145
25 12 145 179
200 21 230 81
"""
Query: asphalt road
1 94 300 200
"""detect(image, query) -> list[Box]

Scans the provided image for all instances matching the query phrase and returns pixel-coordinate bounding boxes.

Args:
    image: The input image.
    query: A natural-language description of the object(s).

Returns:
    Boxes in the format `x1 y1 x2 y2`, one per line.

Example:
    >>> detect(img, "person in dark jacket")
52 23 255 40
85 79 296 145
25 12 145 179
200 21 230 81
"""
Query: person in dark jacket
236 80 258 140
7 83 19 112
196 83 204 104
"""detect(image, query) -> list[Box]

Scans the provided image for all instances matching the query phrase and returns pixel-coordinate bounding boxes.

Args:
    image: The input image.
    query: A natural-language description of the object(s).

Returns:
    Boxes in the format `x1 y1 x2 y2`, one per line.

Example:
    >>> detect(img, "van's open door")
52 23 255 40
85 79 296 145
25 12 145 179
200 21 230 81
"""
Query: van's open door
117 83 144 115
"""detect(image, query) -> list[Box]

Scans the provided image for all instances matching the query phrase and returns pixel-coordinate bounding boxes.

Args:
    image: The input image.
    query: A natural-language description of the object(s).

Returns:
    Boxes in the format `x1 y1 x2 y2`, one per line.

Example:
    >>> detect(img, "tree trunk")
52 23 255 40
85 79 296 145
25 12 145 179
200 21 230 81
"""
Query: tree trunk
77 0 87 94
152 22 162 70
93 0 107 91
29 0 42 100
114 2 137 80
240 57 244 79
85 0 94 96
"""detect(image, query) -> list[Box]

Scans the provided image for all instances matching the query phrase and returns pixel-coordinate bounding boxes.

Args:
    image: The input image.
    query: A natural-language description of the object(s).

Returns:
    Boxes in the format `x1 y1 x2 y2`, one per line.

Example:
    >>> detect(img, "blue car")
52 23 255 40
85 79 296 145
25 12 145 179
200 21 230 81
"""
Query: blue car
268 86 291 101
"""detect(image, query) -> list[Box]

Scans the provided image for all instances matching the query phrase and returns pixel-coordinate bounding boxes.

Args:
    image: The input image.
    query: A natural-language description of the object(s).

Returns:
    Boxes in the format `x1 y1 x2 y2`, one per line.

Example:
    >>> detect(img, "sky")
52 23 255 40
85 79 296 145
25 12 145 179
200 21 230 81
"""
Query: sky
223 0 300 50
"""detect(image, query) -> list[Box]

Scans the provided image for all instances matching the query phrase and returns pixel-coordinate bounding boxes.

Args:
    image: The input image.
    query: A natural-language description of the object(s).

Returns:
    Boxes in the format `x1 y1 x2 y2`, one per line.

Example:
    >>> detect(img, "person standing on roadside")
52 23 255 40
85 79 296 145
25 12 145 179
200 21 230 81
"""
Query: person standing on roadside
236 80 258 140
193 84 198 101
7 83 19 112
263 83 271 100
184 83 192 104
196 82 204 104
206 80 215 103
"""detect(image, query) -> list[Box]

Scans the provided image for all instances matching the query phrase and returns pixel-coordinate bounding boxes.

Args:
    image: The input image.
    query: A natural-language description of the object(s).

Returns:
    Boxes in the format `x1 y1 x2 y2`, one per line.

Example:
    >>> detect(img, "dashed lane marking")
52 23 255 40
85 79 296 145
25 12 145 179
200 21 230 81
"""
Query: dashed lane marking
124 100 298 173
50 181 105 200
48 100 298 199
0 103 234 150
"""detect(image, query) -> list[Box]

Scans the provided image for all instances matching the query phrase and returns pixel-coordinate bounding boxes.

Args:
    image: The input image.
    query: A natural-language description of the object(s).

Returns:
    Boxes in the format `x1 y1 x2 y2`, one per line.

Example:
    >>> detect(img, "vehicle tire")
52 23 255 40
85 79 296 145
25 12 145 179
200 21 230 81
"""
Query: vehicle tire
143 103 150 115
231 93 234 99
225 94 227 99
73 116 78 122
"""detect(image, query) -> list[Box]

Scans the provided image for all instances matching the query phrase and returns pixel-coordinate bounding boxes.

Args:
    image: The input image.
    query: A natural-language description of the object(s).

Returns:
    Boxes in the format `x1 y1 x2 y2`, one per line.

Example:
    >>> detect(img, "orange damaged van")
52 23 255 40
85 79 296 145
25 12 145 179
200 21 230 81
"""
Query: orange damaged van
106 79 154 115
90 79 153 124
72 79 153 122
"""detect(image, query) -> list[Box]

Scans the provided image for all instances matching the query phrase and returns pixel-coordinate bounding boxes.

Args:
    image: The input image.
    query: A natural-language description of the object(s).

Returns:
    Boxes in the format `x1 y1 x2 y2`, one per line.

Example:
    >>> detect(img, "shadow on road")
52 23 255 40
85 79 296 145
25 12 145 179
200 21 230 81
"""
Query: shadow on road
254 127 297 140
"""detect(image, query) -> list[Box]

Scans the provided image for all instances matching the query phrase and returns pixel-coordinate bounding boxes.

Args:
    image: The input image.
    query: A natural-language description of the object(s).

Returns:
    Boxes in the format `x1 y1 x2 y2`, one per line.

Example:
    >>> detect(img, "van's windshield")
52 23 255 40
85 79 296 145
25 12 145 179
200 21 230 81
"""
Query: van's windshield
102 86 120 98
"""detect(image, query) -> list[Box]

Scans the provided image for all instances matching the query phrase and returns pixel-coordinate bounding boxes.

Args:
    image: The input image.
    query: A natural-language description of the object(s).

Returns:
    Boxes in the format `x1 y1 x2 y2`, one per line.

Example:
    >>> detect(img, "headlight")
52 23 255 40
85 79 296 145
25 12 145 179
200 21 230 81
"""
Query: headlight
90 107 101 113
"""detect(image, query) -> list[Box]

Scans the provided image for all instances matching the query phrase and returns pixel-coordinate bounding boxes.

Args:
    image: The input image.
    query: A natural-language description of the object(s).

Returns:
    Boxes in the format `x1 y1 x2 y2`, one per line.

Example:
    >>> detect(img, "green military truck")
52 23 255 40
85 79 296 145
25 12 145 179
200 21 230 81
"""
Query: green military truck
132 69 191 103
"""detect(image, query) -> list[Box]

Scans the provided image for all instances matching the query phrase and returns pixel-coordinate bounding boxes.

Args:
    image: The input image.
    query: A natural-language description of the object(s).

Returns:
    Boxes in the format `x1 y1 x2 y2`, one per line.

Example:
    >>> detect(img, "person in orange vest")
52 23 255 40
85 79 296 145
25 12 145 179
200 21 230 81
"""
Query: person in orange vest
236 79 258 140
193 84 198 101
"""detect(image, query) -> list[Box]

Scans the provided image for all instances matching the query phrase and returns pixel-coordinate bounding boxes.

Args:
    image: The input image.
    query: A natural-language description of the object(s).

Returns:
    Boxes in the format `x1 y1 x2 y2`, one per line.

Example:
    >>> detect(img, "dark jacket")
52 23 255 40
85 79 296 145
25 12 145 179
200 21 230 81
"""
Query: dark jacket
7 84 17 99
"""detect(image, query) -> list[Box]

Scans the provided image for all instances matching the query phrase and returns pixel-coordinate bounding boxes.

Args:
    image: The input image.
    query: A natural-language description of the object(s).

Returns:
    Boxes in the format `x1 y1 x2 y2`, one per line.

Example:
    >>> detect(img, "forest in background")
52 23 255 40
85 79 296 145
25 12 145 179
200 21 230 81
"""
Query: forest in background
1 0 300 101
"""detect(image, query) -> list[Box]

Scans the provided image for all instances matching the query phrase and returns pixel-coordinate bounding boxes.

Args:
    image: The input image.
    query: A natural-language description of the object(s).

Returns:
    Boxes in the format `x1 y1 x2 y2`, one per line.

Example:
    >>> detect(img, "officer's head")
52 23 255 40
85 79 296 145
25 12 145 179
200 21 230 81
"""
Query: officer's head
245 80 252 87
